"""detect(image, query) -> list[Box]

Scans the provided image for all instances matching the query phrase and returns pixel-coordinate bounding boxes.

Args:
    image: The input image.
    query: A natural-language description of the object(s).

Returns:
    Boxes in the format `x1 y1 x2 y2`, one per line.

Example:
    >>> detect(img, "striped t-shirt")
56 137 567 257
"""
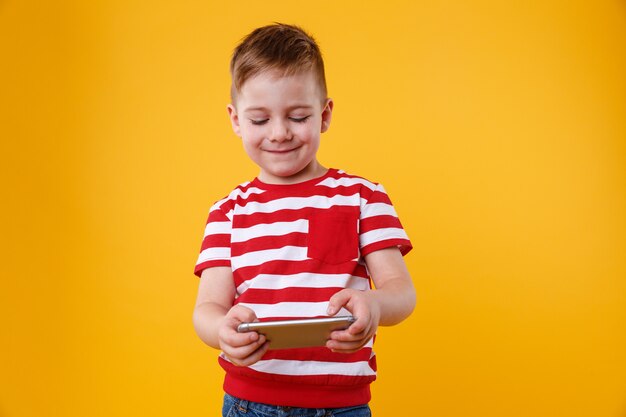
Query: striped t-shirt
194 168 412 408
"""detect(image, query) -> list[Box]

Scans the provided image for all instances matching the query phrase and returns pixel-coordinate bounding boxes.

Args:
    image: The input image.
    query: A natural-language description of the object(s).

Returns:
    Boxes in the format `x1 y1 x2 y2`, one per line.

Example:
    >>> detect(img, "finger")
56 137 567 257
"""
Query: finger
330 325 371 344
326 337 369 353
229 340 270 367
340 307 370 335
223 334 267 360
229 305 258 323
327 324 374 352
327 289 352 316
221 317 261 346
222 327 261 347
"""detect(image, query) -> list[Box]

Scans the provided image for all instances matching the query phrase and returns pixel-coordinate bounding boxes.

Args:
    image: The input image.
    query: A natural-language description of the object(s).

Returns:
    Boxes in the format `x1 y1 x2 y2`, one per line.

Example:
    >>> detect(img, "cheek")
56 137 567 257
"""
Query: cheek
241 129 265 146
242 139 260 154
295 125 320 141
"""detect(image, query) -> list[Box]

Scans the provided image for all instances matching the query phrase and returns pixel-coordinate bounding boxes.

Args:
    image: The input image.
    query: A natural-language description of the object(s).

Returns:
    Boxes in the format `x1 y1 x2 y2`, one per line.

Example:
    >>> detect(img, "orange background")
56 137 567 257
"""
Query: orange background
1 1 625 416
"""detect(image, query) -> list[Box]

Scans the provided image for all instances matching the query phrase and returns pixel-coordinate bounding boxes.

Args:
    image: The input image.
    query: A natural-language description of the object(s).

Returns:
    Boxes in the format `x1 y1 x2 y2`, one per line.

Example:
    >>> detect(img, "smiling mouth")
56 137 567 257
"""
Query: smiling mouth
264 147 299 153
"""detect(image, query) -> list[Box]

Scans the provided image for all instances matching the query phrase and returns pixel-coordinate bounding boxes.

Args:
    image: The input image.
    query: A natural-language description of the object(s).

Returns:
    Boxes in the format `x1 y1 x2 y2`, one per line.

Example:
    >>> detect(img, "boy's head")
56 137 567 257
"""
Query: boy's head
229 23 327 105
227 23 333 185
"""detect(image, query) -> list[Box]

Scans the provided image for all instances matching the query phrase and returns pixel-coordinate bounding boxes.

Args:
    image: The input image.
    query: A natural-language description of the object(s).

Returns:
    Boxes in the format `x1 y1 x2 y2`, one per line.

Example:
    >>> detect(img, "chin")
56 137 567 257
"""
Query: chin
271 167 304 178
266 164 311 179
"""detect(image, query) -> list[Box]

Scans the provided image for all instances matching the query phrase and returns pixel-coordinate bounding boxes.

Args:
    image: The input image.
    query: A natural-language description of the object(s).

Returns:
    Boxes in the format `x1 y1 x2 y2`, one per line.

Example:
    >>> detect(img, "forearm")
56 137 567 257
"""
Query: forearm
193 302 228 349
371 276 416 326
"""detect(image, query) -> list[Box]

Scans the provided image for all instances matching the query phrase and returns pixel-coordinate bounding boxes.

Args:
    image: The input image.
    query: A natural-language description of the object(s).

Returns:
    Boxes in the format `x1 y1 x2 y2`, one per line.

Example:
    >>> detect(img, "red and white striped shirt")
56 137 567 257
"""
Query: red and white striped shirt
194 168 412 408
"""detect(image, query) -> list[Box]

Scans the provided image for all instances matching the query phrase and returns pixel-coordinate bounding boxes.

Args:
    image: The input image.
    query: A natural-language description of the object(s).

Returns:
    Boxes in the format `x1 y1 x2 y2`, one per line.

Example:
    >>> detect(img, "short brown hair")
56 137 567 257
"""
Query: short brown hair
230 23 327 103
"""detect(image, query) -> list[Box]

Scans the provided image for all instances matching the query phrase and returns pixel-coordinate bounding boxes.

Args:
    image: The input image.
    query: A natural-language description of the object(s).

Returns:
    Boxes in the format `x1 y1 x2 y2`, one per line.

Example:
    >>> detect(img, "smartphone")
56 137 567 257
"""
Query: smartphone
237 316 356 350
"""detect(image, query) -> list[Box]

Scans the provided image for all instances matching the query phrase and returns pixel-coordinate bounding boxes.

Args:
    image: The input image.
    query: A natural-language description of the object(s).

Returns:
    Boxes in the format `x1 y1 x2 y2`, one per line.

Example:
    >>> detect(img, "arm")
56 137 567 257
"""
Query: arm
326 247 416 353
192 266 269 366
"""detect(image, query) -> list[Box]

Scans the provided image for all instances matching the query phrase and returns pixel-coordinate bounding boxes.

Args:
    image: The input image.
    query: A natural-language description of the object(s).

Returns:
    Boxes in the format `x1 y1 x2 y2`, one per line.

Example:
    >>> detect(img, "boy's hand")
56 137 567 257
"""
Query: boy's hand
218 305 269 366
325 289 381 353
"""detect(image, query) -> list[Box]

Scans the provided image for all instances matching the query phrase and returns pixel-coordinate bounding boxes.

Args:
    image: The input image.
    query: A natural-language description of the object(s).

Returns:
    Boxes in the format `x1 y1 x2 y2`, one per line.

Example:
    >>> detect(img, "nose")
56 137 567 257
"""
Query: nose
269 120 292 142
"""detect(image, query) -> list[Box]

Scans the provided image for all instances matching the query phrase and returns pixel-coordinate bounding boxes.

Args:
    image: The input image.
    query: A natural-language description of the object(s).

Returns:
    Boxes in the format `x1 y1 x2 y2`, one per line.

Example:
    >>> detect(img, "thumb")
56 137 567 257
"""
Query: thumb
327 289 352 316
230 305 258 323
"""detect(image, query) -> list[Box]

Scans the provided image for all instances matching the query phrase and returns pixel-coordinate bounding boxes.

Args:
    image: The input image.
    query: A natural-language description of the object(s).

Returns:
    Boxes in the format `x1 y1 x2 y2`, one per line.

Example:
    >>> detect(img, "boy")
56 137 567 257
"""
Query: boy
193 23 415 417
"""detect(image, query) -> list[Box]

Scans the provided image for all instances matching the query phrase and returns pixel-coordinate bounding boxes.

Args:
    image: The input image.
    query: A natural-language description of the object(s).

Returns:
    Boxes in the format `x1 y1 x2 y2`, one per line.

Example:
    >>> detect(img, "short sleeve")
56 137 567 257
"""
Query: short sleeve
194 207 232 277
359 183 412 257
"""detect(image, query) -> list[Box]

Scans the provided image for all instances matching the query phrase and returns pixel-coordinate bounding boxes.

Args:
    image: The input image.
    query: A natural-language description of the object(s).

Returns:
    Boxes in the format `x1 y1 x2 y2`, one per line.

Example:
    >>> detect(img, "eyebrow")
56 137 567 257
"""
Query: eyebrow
242 104 314 113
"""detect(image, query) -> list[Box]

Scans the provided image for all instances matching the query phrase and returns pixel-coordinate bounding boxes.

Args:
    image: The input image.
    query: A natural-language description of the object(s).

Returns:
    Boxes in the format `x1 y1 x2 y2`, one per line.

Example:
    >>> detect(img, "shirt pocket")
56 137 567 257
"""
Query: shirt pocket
307 208 359 264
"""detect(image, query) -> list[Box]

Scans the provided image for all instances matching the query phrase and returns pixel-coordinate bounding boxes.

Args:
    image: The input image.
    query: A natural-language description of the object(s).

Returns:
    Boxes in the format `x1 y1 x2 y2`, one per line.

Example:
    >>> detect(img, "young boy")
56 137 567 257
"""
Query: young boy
193 23 415 417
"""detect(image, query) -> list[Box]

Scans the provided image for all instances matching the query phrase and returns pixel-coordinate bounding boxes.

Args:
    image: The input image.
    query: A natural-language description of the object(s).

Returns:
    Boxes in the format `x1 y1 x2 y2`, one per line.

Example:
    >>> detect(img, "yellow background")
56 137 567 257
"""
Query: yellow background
1 1 625 416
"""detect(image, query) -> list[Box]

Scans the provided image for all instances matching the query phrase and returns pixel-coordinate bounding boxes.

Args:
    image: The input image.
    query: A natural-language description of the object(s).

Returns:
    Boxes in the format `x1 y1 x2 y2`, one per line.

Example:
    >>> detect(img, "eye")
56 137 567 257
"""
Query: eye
250 119 269 125
290 116 311 123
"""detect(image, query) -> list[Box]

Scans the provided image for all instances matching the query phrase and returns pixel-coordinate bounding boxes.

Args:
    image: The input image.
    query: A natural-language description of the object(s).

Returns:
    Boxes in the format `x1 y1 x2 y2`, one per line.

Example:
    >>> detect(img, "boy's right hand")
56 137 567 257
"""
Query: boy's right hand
218 305 269 367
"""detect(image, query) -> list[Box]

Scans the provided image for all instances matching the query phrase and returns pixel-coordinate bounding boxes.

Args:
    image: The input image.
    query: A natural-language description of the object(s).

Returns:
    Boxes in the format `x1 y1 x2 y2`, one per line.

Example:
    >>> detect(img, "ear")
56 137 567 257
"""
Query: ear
320 98 334 133
227 104 242 137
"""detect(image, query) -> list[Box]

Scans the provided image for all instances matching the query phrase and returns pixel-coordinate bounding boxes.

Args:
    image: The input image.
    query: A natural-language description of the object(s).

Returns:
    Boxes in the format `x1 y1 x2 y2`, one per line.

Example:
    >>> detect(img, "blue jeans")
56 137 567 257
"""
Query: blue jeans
222 393 372 417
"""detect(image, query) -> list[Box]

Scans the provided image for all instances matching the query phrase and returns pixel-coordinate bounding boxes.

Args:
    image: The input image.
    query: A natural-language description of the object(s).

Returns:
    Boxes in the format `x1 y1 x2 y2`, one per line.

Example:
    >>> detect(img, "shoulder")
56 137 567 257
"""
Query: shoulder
319 169 391 202
209 180 265 214
318 169 380 192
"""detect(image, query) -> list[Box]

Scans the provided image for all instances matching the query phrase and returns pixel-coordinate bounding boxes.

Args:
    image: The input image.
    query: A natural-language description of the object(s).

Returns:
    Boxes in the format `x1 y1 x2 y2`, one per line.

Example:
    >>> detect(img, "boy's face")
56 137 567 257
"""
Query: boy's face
227 70 333 184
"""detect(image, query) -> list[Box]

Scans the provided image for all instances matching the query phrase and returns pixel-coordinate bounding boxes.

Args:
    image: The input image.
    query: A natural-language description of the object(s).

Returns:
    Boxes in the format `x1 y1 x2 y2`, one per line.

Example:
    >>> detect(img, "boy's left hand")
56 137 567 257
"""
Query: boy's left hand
325 289 381 353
